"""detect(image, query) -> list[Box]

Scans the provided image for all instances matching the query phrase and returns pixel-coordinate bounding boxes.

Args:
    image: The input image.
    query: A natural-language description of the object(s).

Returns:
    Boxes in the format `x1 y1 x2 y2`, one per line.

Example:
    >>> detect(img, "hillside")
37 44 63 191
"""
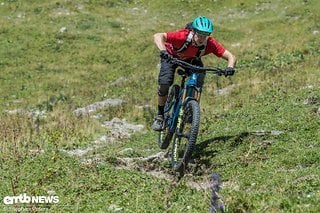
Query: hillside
0 0 319 212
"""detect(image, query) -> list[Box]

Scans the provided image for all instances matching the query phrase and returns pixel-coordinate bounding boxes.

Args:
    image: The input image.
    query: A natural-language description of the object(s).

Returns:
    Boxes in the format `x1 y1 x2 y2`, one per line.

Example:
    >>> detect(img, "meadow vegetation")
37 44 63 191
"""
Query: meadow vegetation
0 0 319 212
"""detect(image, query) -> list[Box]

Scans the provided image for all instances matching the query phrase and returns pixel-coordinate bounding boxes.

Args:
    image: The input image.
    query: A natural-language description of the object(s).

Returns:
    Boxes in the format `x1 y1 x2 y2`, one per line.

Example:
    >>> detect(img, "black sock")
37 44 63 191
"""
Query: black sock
158 105 164 116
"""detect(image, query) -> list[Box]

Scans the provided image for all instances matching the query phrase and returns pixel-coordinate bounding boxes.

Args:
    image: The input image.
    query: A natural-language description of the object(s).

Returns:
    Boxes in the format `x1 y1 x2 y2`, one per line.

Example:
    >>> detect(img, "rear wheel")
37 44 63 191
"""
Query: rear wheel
158 84 180 149
171 100 200 176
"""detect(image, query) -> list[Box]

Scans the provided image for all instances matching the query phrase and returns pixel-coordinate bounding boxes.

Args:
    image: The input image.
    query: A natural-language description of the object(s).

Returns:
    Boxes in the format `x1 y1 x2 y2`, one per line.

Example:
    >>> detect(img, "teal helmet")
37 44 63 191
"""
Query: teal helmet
192 16 214 35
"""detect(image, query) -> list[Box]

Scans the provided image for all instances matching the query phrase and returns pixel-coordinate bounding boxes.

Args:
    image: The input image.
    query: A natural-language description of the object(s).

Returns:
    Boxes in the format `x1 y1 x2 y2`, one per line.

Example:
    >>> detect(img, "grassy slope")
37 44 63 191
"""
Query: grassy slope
0 0 319 212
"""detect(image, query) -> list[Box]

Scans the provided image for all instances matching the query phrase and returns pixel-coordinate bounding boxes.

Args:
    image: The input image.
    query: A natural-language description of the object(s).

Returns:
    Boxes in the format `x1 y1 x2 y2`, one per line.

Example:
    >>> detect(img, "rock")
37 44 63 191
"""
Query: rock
101 118 144 139
61 147 93 157
73 99 125 116
108 204 122 212
59 27 67 33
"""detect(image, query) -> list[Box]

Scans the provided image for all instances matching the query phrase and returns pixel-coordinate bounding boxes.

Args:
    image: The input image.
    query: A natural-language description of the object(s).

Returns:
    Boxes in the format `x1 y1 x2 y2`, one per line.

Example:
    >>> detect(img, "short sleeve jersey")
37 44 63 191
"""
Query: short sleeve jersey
165 29 226 60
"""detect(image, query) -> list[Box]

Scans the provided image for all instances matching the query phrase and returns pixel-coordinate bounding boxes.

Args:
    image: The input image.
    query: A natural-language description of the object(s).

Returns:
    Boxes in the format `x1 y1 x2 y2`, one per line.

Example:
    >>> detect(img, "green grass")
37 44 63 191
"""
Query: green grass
1 0 320 212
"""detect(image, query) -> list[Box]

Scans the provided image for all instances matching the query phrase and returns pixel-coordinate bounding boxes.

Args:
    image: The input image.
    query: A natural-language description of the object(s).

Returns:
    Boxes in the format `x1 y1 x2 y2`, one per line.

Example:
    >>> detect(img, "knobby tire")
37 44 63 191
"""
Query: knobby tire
171 100 200 176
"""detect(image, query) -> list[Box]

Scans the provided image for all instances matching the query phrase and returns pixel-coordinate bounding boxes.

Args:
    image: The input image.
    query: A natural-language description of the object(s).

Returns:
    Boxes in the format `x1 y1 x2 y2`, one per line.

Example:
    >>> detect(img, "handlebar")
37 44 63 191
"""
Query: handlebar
169 57 225 75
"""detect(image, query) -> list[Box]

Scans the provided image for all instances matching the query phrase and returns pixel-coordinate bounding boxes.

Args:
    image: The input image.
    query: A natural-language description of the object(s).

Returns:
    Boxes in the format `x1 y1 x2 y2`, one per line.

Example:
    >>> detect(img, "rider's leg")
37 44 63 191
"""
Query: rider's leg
156 58 176 114
157 84 169 116
152 59 176 131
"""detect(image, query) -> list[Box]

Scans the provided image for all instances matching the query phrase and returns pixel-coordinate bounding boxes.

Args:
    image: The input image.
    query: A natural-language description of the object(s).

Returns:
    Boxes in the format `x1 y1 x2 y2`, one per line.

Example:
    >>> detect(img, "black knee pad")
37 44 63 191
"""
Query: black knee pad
158 84 170 97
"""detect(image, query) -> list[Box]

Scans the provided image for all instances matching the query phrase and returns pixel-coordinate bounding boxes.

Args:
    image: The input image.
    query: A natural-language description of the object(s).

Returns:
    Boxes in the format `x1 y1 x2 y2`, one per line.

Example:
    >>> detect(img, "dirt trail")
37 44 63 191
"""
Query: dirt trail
63 99 214 190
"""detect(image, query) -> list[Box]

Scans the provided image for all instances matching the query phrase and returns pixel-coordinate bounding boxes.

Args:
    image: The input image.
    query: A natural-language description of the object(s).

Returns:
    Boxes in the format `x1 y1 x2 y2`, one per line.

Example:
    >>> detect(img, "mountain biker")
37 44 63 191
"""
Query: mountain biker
152 16 237 131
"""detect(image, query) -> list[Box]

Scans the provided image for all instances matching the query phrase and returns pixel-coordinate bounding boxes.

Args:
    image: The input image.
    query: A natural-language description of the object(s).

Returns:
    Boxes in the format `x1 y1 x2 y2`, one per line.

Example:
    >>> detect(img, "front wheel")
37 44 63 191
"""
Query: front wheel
171 100 200 176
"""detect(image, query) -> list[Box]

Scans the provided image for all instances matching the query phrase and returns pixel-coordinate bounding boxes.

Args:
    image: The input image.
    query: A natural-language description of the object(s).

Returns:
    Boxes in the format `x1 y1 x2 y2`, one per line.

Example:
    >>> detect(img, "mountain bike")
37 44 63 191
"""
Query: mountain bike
158 57 225 177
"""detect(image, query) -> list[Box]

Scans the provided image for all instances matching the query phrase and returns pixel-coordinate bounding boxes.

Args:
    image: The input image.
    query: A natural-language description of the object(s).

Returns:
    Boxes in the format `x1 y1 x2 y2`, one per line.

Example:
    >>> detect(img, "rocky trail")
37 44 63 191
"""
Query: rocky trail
61 99 215 190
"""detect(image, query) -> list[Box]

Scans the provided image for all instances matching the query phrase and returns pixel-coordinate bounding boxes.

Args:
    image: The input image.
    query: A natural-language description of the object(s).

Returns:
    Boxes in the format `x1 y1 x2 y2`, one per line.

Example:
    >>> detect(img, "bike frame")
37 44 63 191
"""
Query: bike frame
165 71 201 134
159 57 225 175
162 57 224 135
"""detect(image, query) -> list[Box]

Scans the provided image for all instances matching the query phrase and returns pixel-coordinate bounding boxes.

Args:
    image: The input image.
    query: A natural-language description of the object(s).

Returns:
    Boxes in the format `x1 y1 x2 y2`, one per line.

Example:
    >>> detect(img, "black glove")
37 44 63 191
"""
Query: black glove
224 67 235 76
160 50 173 61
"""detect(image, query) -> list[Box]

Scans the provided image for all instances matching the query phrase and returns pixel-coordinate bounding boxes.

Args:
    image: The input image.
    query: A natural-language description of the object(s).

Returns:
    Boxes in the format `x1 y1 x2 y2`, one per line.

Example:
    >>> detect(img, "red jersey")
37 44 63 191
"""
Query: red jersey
165 29 226 60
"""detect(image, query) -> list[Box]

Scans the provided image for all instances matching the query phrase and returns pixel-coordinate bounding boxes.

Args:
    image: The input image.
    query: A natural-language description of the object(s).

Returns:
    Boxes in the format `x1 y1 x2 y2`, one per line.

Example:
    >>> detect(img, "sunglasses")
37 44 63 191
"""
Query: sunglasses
195 31 211 37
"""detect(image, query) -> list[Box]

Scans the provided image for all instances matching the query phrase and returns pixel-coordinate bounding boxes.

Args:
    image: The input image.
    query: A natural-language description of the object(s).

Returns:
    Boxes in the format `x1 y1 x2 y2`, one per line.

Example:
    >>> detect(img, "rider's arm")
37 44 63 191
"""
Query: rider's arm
153 33 167 51
221 50 237 68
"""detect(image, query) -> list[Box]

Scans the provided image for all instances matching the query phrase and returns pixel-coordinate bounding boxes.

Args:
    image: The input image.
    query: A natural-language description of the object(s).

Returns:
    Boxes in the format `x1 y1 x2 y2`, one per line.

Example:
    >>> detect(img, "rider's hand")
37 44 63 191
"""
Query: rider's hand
160 50 173 61
224 67 235 76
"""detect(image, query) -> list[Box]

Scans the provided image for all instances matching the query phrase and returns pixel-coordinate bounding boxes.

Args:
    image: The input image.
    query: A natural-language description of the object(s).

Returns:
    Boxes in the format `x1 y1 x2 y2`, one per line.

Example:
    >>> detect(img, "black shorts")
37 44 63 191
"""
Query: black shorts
158 58 206 88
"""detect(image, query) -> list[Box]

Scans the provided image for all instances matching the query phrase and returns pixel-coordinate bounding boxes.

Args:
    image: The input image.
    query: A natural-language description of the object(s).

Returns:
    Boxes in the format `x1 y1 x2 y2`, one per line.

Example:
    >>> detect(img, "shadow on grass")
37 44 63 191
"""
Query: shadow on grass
197 132 250 154
191 132 251 172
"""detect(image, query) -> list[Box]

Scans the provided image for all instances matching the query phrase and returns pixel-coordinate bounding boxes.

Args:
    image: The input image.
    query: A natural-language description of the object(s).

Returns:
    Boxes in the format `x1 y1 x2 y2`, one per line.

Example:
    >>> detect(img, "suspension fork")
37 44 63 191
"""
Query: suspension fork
192 86 202 102
180 75 187 102
184 85 202 102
